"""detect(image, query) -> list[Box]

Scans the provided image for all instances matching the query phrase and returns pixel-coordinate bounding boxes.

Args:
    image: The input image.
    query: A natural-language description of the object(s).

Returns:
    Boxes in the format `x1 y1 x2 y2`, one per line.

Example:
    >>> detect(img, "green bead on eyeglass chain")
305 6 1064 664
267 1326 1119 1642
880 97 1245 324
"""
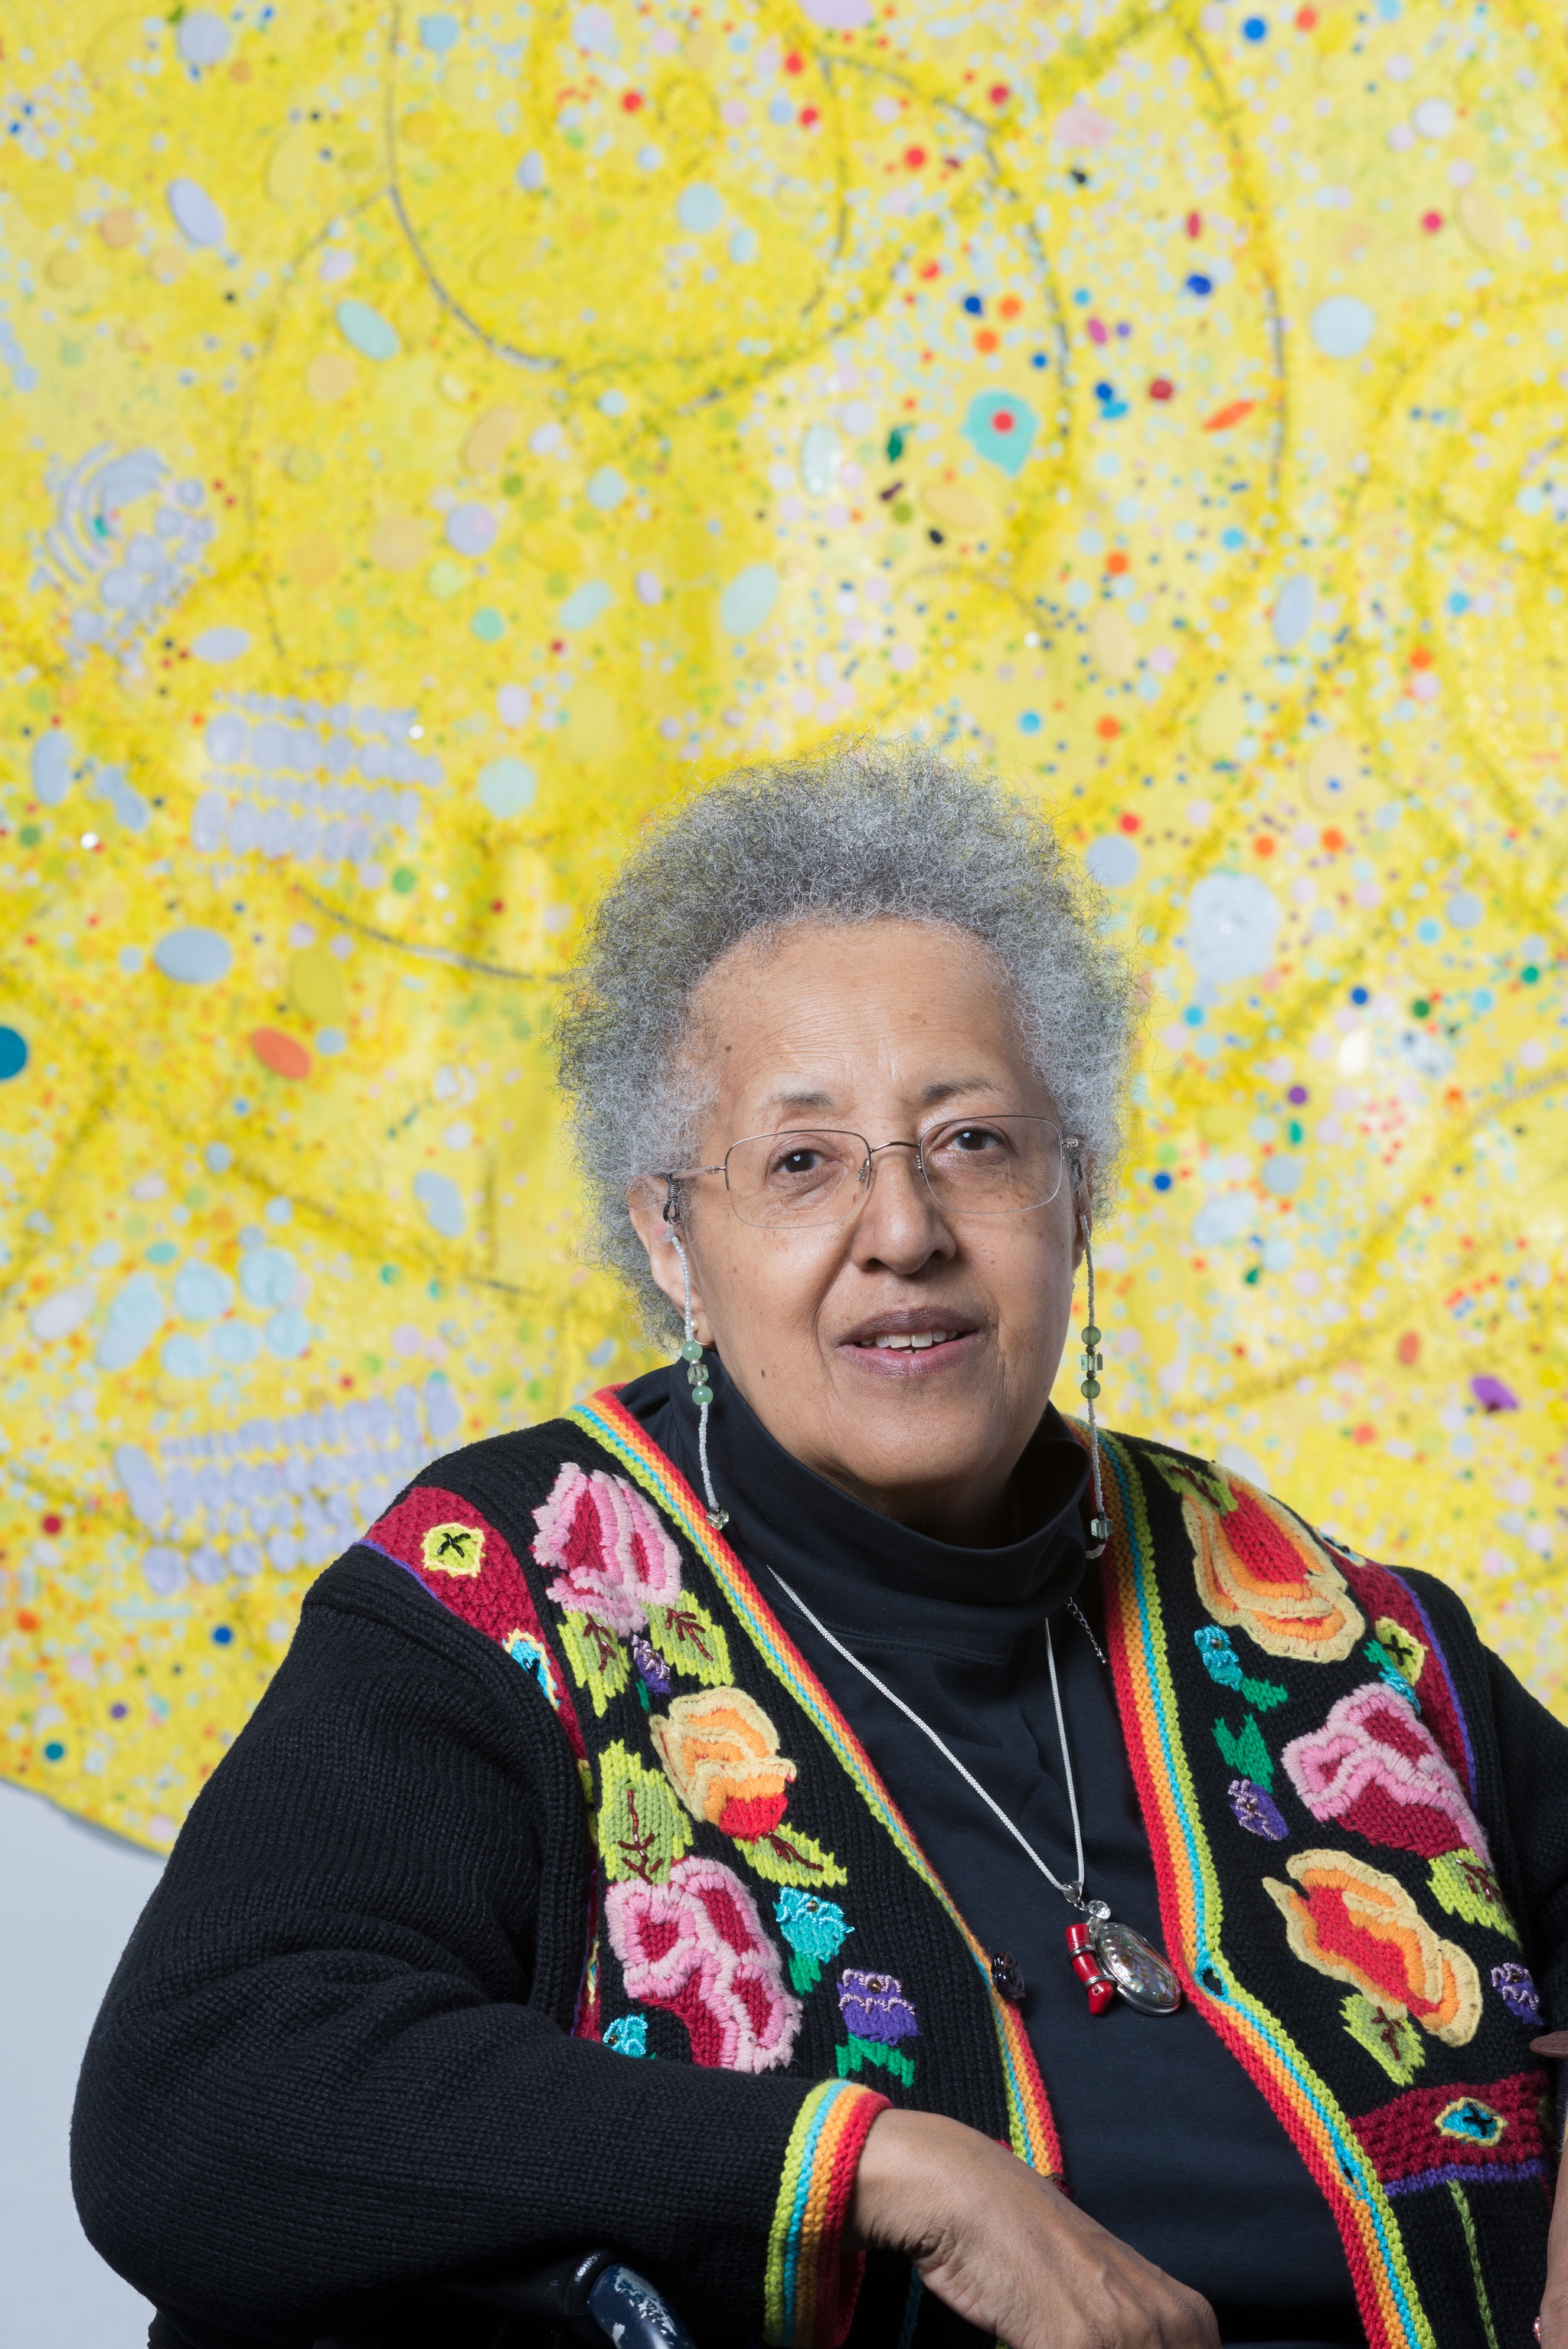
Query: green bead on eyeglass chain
680 1339 704 1364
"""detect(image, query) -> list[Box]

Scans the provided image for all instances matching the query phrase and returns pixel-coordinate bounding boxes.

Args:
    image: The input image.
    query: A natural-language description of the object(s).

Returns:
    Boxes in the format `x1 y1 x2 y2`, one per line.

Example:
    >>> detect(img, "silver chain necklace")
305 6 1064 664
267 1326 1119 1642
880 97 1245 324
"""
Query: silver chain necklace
769 1570 1182 2020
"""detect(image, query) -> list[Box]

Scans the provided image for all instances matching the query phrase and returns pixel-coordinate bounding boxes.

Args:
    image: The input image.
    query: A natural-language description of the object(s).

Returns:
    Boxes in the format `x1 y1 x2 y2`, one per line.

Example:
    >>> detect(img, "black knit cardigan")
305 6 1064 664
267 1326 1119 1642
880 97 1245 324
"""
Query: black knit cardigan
71 1394 1566 2349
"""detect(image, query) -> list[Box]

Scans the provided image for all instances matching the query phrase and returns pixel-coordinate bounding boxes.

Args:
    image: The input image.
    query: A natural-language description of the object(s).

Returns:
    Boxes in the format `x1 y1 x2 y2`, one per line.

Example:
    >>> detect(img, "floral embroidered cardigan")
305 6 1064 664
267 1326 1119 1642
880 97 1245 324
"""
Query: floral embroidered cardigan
74 1393 1564 2349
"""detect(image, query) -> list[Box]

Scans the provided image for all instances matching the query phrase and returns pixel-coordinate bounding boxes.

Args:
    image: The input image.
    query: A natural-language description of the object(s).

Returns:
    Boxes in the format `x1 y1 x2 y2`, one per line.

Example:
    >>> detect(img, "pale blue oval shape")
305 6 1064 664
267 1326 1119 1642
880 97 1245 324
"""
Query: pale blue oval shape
239 1246 298 1310
174 1262 234 1322
1191 1193 1254 1247
265 1308 312 1359
414 1169 466 1239
154 927 233 984
558 580 613 631
191 626 250 663
1272 575 1315 650
1085 835 1139 888
168 176 225 248
31 732 72 806
720 562 779 637
1311 296 1375 360
336 299 400 361
160 1334 211 1380
677 182 725 234
1261 1154 1304 1197
478 756 537 818
586 467 629 511
211 1322 261 1365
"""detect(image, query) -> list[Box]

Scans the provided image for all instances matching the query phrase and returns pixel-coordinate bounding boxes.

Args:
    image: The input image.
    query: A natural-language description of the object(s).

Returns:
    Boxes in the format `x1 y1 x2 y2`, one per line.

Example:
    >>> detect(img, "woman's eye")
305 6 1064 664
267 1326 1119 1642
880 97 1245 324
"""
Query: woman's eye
948 1126 1003 1152
775 1151 820 1177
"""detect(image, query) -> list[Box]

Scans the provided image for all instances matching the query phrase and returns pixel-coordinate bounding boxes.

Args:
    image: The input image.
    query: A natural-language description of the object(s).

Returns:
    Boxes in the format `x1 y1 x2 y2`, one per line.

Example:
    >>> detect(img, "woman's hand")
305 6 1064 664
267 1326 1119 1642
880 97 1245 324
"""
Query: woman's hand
850 2109 1219 2349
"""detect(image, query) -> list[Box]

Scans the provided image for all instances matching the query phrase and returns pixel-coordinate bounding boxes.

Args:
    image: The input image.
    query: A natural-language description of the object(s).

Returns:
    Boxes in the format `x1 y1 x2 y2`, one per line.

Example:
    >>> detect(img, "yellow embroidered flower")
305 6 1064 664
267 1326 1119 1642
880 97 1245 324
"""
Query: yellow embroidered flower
650 1686 798 1841
420 1521 485 1577
1187 1477 1364 1664
1263 1848 1481 2047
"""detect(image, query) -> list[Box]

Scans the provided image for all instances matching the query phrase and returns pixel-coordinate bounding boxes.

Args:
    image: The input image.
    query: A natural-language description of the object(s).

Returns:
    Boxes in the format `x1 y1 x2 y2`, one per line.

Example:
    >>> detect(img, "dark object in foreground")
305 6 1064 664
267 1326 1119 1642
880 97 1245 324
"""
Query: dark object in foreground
450 2252 696 2349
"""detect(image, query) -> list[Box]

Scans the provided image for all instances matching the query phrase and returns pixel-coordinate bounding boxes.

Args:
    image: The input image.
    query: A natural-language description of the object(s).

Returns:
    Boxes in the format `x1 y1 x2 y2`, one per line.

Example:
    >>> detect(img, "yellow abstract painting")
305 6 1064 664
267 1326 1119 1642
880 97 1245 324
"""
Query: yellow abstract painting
2 0 1563 1849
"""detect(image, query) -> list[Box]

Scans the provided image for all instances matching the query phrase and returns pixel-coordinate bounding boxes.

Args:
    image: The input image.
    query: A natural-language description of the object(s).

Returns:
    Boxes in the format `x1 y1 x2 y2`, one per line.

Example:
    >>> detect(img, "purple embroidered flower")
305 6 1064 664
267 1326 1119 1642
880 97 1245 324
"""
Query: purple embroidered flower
838 1968 920 2046
1491 1962 1543 2028
1228 1776 1289 1841
631 1633 672 1697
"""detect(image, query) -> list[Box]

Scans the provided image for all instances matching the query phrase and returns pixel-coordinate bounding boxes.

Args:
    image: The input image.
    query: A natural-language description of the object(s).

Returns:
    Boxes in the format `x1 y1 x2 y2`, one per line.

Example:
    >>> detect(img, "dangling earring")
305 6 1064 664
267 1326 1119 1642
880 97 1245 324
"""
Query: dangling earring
1070 1168 1112 1559
663 1197 730 1532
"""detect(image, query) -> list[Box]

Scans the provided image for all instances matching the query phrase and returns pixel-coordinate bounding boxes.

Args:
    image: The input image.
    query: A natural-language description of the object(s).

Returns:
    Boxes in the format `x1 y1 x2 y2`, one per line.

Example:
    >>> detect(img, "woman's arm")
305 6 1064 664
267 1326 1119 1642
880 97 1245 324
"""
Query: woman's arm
71 1556 880 2348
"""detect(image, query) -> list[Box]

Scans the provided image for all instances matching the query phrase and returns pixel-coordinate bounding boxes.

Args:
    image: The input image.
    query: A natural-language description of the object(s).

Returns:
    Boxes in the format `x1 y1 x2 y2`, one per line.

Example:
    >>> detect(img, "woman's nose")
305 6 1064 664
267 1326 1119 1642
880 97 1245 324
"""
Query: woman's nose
851 1145 956 1271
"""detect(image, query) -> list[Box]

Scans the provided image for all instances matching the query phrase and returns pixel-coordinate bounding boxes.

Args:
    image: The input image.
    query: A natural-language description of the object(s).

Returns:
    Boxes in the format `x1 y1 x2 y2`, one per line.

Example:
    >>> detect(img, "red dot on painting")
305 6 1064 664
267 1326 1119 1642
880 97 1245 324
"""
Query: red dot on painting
1186 211 1201 237
905 145 926 167
784 49 804 72
800 106 819 125
992 410 1014 431
1422 210 1442 232
41 1514 62 1536
1149 378 1174 400
988 83 1011 103
621 90 642 111
1295 6 1318 24
1118 813 1141 835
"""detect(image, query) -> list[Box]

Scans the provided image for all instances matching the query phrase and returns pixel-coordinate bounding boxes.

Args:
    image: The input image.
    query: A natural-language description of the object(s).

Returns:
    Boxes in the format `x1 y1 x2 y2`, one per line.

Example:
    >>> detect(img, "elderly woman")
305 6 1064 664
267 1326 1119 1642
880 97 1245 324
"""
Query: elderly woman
75 749 1565 2349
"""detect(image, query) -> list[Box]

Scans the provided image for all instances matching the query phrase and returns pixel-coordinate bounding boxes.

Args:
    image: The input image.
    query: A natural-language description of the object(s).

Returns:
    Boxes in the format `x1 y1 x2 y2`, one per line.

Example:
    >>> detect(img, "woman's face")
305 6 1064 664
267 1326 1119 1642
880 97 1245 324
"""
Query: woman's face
628 919 1086 1543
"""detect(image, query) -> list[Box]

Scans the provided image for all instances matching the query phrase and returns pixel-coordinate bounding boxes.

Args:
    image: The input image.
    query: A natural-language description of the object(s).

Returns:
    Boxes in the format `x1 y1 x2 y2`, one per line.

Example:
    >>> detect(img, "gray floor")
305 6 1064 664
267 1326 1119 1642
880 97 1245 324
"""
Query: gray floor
2 1779 162 2346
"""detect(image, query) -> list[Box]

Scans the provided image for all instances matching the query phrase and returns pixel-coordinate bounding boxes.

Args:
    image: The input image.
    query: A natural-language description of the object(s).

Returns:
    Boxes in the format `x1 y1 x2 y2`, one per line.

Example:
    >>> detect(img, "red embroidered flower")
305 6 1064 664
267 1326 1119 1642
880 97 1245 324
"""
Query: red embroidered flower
1189 1476 1365 1664
1282 1683 1490 1864
605 1855 802 2073
533 1462 684 1635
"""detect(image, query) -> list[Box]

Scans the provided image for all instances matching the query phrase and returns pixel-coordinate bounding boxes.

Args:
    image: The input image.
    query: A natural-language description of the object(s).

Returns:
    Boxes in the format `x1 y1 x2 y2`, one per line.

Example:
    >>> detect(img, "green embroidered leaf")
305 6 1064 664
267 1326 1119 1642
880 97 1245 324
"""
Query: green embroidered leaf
787 1949 825 1995
646 1597 732 1687
1240 1674 1289 1714
1149 1450 1235 1514
598 1743 693 1885
837 2035 916 2087
1213 1711 1274 1789
1429 1851 1520 1943
1342 1991 1426 2085
558 1612 631 1717
733 1823 849 1888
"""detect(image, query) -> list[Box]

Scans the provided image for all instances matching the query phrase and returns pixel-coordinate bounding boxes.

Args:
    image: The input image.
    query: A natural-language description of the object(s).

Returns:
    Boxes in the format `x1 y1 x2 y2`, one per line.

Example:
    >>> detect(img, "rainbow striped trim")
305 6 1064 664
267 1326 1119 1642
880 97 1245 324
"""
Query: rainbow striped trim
1098 1428 1434 2349
765 2078 887 2347
568 1390 1061 2181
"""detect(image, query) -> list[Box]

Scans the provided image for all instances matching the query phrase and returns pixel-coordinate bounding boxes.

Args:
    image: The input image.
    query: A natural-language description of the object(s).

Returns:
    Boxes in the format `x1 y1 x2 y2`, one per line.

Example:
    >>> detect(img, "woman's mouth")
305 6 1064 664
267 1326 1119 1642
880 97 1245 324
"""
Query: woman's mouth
840 1319 979 1374
855 1330 960 1351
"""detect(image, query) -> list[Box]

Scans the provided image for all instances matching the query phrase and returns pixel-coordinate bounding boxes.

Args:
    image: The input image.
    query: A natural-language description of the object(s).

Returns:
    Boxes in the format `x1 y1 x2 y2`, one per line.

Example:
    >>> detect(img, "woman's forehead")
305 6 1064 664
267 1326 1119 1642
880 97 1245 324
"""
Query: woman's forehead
689 918 1044 1121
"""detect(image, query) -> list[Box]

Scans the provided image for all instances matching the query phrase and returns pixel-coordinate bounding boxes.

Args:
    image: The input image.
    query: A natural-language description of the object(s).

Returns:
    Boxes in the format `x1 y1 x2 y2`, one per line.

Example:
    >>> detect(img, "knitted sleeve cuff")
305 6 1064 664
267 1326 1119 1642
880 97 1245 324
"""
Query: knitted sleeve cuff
763 2079 890 2349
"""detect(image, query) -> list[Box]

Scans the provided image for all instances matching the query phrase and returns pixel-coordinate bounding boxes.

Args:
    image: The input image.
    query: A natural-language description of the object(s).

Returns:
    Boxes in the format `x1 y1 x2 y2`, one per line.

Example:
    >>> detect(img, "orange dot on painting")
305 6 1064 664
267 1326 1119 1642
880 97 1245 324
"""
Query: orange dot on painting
16 1610 39 1632
998 295 1023 319
1410 645 1436 668
1396 1332 1421 1367
1096 717 1120 740
251 1028 312 1080
621 89 643 110
1106 550 1130 574
1295 5 1318 23
1255 835 1276 857
1321 826 1345 853
975 328 999 353
99 207 138 249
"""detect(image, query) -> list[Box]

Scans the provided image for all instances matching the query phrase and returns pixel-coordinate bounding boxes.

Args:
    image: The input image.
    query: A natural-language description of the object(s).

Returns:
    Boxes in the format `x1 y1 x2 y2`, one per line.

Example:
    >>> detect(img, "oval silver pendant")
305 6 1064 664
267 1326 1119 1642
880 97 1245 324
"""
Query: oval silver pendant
1092 1916 1183 2015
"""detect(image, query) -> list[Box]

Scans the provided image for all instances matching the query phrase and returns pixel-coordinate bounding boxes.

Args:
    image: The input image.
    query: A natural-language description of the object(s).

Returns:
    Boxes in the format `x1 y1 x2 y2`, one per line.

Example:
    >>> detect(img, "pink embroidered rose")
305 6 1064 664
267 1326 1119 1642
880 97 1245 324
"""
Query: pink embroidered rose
533 1462 683 1635
1282 1682 1490 1864
605 1854 802 2074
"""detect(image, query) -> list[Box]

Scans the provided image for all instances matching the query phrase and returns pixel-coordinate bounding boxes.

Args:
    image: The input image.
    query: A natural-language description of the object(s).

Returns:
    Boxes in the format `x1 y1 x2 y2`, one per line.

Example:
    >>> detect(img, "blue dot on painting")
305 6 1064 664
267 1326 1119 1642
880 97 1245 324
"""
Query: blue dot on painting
419 12 459 51
1222 528 1246 550
0 1026 28 1081
1031 351 1048 368
1094 381 1113 401
962 293 984 315
213 1625 234 1645
1152 1171 1173 1192
1184 1005 1205 1027
1242 14 1267 36
1186 273 1214 297
676 181 724 234
1447 591 1469 614
471 608 505 644
44 1740 66 1762
1350 985 1369 1005
1416 917 1442 944
1072 289 1089 306
1019 711 1041 733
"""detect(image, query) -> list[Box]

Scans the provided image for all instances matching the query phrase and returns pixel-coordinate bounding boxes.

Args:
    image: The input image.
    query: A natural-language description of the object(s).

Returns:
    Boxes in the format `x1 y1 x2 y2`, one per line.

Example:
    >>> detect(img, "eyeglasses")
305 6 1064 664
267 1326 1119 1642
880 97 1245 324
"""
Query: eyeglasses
664 1116 1082 1230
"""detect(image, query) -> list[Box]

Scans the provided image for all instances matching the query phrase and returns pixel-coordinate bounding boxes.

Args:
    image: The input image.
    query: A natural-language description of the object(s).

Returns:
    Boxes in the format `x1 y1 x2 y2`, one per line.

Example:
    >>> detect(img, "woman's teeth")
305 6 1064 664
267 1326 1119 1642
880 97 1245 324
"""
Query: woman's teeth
861 1331 958 1351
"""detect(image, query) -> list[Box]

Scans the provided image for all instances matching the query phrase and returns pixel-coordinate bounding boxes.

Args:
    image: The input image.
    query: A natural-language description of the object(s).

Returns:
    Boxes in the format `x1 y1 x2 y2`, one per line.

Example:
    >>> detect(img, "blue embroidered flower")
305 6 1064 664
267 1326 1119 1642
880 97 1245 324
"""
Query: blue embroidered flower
1361 1635 1420 1712
603 2014 650 2057
1491 1962 1543 2029
838 1968 919 2046
775 1890 854 1993
1227 1776 1289 1841
1196 1626 1244 1691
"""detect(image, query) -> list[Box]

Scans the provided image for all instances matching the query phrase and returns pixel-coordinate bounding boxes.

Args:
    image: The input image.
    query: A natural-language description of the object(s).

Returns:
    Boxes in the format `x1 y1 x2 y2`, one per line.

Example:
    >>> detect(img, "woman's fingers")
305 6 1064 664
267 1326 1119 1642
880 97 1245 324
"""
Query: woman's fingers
851 2110 1218 2349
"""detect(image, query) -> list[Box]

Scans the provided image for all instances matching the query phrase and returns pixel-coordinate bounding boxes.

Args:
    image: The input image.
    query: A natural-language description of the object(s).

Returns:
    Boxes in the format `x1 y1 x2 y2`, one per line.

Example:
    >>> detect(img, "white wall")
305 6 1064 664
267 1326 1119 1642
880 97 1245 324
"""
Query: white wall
1 1780 163 2347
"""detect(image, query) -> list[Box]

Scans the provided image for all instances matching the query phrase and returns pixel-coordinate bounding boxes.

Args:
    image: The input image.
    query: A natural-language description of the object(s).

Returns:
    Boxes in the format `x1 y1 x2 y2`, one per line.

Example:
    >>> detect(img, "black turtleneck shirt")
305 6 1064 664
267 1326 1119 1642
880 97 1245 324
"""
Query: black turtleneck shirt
623 1359 1364 2349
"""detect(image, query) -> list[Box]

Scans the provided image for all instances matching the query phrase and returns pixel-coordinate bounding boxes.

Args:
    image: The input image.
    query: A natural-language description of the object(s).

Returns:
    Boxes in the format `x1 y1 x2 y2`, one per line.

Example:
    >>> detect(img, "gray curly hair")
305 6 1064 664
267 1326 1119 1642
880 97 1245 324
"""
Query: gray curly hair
556 740 1141 1344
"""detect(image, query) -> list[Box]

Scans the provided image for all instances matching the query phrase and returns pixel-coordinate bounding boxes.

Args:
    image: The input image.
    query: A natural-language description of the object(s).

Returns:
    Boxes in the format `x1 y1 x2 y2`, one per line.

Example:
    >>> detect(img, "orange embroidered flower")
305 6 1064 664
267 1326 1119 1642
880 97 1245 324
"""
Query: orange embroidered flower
1188 1476 1364 1663
1263 1848 1481 2047
651 1687 798 1840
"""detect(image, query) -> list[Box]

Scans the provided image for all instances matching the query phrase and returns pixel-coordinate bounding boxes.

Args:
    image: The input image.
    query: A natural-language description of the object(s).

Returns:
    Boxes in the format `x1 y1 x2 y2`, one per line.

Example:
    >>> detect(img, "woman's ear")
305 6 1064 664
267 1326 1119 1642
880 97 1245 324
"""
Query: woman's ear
626 1180 715 1345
